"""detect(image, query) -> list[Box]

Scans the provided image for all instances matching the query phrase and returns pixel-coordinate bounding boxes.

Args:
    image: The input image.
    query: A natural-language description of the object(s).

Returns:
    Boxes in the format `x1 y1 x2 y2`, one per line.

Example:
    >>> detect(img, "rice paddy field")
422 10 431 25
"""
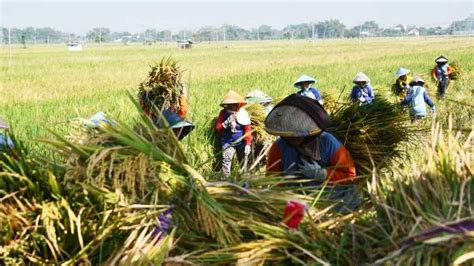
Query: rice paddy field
1 37 473 264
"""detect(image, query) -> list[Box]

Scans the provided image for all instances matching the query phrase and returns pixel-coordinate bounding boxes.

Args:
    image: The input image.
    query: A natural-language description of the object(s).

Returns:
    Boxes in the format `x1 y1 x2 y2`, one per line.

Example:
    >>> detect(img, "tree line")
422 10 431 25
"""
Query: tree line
2 15 473 45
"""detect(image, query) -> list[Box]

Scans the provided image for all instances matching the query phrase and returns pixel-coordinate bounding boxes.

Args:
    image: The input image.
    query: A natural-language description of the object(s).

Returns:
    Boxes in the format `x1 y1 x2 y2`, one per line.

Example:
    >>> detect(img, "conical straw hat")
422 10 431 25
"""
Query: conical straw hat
220 90 245 106
245 89 272 104
265 94 330 137
435 55 448 63
409 75 425 85
352 72 370 83
293 75 316 88
395 67 410 77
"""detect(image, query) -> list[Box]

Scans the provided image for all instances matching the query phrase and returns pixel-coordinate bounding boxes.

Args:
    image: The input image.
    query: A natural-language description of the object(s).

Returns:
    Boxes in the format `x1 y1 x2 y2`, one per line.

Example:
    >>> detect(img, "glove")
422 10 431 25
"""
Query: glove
298 159 326 181
358 96 367 103
244 145 251 155
431 106 436 113
222 118 232 129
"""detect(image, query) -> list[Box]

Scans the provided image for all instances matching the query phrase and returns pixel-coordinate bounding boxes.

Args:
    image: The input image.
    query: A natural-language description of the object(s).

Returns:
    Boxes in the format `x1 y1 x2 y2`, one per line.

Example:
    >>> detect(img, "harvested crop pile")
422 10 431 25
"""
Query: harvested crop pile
329 98 420 176
138 57 185 115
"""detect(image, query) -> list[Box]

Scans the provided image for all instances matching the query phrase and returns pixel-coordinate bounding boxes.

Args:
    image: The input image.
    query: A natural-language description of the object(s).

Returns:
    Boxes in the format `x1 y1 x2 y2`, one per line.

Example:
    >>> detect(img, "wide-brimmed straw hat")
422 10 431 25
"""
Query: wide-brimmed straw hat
352 72 370 83
395 67 410 78
245 89 272 104
0 116 9 130
409 75 425 85
293 75 317 88
220 90 245 106
435 55 448 63
160 110 195 140
264 94 331 137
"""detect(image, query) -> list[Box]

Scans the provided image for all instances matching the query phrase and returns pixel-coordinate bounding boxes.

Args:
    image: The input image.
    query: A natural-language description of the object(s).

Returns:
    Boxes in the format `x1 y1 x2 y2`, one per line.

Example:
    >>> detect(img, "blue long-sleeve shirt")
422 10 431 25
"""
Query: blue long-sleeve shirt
401 85 434 117
350 85 374 104
298 87 322 102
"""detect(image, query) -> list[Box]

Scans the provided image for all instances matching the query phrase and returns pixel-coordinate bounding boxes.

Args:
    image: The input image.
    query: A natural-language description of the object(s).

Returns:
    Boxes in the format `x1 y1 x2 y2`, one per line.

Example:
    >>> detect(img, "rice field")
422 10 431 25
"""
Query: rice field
1 37 473 264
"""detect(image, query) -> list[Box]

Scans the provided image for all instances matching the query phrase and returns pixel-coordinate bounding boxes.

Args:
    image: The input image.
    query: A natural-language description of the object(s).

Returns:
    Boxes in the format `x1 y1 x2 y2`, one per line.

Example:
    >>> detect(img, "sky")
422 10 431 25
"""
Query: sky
1 0 473 35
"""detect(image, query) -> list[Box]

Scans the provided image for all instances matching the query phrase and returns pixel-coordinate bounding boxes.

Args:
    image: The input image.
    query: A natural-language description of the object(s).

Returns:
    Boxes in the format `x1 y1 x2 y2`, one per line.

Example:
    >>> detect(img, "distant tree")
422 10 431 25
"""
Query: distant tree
315 19 346 39
448 14 474 33
21 35 26 48
282 23 311 39
86 27 111 43
257 25 273 40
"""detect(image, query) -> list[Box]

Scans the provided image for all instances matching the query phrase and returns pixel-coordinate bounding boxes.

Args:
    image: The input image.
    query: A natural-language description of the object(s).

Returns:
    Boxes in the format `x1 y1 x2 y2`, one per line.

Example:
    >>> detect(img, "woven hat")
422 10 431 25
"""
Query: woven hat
352 72 370 83
395 67 410 78
265 94 331 137
435 55 448 63
161 110 195 140
293 75 317 88
245 89 272 104
0 116 9 130
220 90 245 106
409 75 425 85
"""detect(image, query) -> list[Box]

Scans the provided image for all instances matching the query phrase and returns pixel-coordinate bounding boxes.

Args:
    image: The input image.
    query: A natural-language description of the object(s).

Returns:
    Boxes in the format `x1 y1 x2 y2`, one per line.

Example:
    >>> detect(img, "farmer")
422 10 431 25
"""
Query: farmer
400 76 436 123
139 85 188 120
245 89 273 115
265 94 360 213
215 90 252 177
350 72 374 105
392 67 412 102
294 75 323 105
431 55 454 99
0 116 15 153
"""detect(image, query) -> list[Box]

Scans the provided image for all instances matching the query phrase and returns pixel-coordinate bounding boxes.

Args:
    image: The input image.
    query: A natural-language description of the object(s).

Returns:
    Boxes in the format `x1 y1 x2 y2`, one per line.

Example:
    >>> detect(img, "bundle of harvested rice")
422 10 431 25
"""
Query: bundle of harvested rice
329 98 420 176
138 57 185 115
245 104 272 145
448 60 463 80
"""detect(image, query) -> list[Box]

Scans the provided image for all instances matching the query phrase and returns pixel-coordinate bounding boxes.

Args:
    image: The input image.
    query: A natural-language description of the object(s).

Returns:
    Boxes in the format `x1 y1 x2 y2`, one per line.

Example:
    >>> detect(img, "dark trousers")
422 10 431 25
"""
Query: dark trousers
437 79 450 98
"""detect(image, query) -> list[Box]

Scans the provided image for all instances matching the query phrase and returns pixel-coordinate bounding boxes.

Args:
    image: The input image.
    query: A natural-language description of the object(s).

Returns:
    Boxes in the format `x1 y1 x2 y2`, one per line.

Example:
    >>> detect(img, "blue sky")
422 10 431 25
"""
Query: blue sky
1 1 473 34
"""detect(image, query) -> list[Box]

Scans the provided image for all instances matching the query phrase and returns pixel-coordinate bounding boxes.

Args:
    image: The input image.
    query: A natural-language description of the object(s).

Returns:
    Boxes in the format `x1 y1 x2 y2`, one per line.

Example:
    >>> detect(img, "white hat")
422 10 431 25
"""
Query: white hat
245 89 272 104
409 76 425 85
395 67 410 78
435 55 448 63
293 75 317 88
352 72 370 83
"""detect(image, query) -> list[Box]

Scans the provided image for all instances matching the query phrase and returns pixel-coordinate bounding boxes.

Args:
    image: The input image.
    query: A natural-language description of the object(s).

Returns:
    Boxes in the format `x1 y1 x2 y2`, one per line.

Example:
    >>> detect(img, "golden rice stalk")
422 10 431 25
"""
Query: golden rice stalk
138 57 185 115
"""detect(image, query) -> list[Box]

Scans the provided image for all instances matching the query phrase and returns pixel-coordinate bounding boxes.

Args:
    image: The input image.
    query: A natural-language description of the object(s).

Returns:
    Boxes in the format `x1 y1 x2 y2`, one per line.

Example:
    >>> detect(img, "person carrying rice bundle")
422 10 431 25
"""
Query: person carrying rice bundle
265 94 361 213
138 57 189 120
350 72 374 105
294 75 323 105
432 55 454 99
215 90 252 177
392 67 412 102
400 76 436 123
245 89 274 115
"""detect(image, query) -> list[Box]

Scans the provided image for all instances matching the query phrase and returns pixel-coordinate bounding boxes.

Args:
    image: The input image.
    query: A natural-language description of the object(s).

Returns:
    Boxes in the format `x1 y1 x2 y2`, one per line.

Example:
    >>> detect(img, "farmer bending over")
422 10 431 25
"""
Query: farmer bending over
294 75 323 105
392 67 412 102
350 72 374 105
265 94 360 213
215 90 252 178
